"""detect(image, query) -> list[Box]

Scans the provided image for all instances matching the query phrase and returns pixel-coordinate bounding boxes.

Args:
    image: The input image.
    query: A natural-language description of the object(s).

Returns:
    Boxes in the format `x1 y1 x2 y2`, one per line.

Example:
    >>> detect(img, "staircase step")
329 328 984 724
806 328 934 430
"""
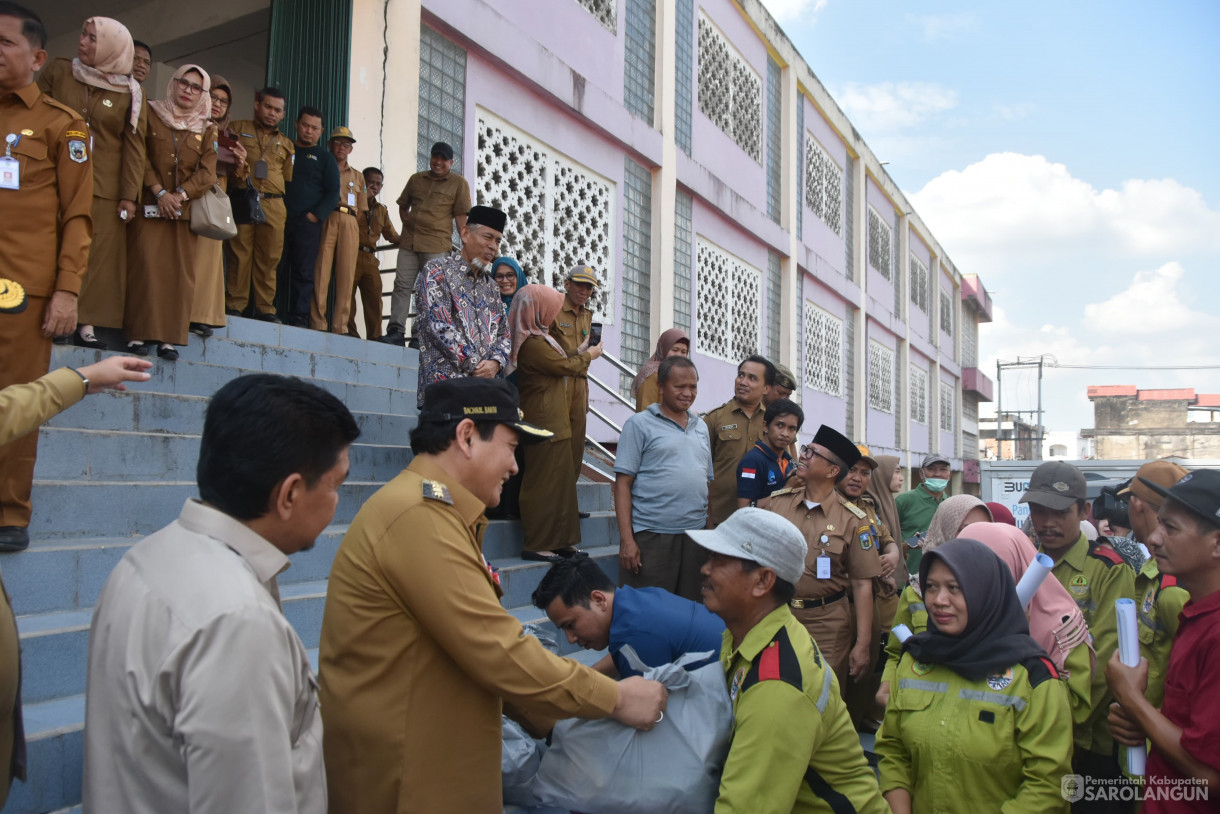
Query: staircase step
481 509 618 561
491 544 620 611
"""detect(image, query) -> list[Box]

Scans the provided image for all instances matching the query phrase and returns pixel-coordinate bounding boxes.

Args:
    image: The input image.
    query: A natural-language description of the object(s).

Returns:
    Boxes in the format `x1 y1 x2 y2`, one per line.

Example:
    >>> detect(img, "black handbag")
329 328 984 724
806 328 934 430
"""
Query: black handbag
228 181 266 226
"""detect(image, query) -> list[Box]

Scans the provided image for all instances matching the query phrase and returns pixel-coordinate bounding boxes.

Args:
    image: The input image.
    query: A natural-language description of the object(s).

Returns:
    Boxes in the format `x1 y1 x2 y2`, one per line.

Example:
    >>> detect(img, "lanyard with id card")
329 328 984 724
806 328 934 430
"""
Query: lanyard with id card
0 134 21 190
816 534 832 579
347 180 357 208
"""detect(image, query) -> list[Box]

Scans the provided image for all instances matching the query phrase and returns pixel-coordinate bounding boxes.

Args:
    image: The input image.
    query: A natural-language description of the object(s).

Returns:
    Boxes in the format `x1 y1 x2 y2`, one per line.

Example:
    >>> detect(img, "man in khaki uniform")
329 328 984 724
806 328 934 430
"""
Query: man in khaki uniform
380 141 471 345
309 126 366 333
549 264 598 482
347 166 399 339
319 377 667 814
224 86 293 320
0 3 93 553
703 355 775 527
768 426 882 691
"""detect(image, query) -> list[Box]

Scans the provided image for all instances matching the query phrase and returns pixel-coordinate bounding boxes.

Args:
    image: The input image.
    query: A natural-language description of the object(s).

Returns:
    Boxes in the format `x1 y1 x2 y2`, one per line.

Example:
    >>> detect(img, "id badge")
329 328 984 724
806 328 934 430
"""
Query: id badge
0 156 18 190
347 191 357 207
816 555 831 580
254 158 268 180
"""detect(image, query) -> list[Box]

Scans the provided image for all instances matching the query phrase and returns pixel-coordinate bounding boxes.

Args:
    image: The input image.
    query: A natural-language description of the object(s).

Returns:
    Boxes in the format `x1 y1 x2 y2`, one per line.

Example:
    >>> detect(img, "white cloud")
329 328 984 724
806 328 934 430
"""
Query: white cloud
905 12 978 41
993 102 1034 121
758 0 828 25
836 81 959 133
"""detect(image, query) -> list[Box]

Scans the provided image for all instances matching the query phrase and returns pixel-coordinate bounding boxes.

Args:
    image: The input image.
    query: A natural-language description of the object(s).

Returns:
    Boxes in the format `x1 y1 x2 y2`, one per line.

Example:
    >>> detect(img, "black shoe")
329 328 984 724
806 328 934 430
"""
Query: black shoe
157 345 179 361
377 329 406 346
73 329 109 350
257 312 282 323
0 526 30 553
521 550 561 563
554 547 582 558
189 322 213 338
225 308 242 317
126 341 150 357
578 511 591 519
407 336 420 350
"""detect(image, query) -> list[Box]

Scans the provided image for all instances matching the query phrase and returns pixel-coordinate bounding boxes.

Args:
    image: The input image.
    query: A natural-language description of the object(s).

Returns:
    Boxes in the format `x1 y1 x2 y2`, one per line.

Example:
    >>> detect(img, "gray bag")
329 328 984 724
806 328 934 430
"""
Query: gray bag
190 184 238 240
530 648 733 814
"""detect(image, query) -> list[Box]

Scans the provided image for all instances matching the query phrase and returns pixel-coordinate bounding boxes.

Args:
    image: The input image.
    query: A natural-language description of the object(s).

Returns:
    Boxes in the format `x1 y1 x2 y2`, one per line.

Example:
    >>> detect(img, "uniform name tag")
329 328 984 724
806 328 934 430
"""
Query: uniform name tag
254 159 268 179
816 555 831 579
0 157 18 190
347 192 357 207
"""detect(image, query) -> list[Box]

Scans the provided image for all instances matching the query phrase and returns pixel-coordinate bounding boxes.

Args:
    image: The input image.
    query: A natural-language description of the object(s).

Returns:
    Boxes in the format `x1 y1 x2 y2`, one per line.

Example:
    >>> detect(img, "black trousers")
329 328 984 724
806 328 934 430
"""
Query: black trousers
278 215 323 324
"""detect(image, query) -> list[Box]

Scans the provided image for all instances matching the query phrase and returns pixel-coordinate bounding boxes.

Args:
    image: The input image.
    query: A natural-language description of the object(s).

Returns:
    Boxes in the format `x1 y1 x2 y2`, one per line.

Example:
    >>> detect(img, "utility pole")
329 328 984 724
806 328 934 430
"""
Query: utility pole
996 359 1004 460
996 355 1053 461
1036 356 1044 461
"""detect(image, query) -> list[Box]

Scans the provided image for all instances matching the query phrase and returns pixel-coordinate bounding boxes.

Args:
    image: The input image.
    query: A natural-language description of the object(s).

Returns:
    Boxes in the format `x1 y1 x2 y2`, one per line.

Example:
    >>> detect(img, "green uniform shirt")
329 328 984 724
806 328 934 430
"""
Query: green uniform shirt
894 485 946 575
1041 533 1135 755
877 654 1073 813
717 605 888 814
1134 557 1188 709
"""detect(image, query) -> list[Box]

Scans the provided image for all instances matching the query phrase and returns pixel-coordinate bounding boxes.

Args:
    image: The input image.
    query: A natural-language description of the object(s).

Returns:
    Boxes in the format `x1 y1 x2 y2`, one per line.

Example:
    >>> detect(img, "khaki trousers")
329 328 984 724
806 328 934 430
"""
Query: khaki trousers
224 197 286 315
620 531 707 603
792 597 852 692
0 296 53 527
348 252 384 338
311 211 359 333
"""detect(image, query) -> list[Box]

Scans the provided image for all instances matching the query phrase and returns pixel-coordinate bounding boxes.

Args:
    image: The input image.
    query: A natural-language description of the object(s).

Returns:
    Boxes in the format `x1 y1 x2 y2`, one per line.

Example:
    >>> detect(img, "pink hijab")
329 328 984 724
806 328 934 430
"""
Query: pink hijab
630 328 690 397
964 522 1095 674
149 64 212 134
506 285 567 376
71 17 143 131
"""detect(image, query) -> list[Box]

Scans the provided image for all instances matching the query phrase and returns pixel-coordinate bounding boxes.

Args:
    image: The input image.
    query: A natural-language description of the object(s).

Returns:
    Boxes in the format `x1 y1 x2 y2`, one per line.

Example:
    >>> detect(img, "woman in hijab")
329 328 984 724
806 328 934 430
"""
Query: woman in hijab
482 257 531 520
187 74 247 339
965 522 1095 732
492 257 527 310
509 285 601 560
876 539 1073 813
867 455 904 563
986 502 1016 526
630 328 689 411
38 17 147 349
124 65 217 359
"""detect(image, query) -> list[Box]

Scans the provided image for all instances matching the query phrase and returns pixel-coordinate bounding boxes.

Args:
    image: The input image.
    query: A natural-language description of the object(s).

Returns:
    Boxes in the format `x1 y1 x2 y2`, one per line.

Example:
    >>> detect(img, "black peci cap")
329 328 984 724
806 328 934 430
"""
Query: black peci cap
812 425 861 470
418 378 551 443
430 141 454 160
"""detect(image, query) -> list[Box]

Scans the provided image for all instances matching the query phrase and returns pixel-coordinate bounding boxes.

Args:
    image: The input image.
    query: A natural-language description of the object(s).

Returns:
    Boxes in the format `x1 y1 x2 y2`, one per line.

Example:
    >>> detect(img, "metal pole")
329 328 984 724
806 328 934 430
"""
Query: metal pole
996 359 1003 460
1036 356 1044 461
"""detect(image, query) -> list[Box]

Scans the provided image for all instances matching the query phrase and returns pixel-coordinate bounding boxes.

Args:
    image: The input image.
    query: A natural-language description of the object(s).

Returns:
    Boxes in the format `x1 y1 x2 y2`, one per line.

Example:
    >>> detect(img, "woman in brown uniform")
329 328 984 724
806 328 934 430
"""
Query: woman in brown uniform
124 64 217 360
37 16 145 349
187 75 246 338
508 285 602 559
630 328 689 411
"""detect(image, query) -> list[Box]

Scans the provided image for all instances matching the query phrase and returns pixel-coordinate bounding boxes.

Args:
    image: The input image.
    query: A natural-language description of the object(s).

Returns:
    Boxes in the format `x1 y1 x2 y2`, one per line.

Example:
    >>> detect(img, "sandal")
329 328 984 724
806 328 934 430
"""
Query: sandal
189 322 213 338
126 341 150 357
73 327 108 350
157 344 179 361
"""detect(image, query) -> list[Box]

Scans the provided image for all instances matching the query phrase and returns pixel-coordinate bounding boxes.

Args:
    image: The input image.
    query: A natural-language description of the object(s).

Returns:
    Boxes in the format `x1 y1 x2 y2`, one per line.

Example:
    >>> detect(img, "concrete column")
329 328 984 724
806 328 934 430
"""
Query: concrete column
651 0 678 341
896 214 910 452
930 256 942 455
780 70 799 371
852 159 867 439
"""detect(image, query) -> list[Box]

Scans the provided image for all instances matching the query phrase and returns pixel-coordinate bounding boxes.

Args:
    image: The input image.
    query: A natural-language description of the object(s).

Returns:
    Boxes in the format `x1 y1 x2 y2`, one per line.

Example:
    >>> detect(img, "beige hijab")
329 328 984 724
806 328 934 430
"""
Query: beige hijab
866 454 902 545
70 17 142 131
505 285 567 376
923 494 993 554
149 64 212 134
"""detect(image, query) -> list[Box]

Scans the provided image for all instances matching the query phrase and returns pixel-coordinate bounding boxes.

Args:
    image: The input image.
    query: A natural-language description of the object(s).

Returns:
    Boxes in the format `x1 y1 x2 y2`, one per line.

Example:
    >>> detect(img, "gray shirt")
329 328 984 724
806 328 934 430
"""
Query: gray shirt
614 404 714 533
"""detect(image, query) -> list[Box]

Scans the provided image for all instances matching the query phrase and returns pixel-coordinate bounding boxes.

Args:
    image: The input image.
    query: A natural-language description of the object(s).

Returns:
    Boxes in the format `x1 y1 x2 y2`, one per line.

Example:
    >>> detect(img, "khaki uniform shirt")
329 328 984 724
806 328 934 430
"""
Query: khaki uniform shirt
84 500 324 814
703 399 767 526
334 163 367 213
318 457 618 814
516 336 591 440
0 368 86 446
140 122 217 212
230 119 294 195
360 200 400 249
549 300 593 355
0 83 93 297
768 488 882 600
396 170 471 252
37 59 145 201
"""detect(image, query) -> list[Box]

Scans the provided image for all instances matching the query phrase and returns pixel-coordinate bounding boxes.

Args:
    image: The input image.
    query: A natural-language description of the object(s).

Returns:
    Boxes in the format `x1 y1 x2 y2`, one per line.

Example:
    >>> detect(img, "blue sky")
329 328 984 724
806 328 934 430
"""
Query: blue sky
761 0 1220 436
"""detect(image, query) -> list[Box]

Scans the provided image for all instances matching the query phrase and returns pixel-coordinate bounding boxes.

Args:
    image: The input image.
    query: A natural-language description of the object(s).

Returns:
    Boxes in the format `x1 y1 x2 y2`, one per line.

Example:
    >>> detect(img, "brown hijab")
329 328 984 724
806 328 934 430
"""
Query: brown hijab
208 74 234 132
630 328 690 398
867 454 902 547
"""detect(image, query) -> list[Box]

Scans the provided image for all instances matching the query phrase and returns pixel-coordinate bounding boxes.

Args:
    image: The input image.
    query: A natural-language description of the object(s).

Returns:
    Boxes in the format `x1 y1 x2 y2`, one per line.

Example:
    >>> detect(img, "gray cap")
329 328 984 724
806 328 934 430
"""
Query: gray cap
921 453 952 469
1020 461 1087 511
687 508 808 585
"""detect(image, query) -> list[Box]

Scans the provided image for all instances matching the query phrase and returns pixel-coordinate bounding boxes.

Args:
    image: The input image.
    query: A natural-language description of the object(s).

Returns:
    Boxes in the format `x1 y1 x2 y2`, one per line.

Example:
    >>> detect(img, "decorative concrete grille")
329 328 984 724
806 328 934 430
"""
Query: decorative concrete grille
765 59 782 222
804 134 843 235
576 0 616 32
417 27 466 173
868 340 894 413
910 365 928 424
894 354 904 446
940 289 953 336
476 111 615 320
766 252 782 359
624 0 656 121
697 14 762 162
673 190 693 332
868 206 892 278
675 0 694 154
940 380 955 432
803 303 842 396
696 239 760 361
910 254 929 313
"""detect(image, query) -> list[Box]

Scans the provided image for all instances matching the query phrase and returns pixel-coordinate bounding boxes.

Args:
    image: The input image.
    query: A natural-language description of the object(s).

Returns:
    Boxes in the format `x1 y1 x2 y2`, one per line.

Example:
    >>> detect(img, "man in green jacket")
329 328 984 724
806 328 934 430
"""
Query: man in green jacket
894 454 952 576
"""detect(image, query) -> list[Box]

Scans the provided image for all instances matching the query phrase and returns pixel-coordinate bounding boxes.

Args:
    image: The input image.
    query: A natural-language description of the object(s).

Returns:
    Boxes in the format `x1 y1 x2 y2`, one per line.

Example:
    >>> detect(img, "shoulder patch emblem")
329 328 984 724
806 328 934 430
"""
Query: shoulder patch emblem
730 666 747 702
65 129 87 139
986 668 1013 691
858 527 875 550
422 479 453 504
1068 574 1089 597
911 661 933 676
843 500 867 519
1142 588 1156 616
68 140 88 163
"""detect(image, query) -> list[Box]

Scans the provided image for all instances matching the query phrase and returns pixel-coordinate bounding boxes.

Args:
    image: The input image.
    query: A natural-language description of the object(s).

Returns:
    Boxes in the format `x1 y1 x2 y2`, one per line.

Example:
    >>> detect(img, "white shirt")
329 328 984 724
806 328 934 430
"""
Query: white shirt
83 500 325 814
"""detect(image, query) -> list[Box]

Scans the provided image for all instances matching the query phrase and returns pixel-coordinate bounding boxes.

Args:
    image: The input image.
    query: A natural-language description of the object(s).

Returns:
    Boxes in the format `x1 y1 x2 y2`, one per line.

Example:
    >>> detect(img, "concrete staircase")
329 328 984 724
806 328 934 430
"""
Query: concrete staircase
2 318 618 814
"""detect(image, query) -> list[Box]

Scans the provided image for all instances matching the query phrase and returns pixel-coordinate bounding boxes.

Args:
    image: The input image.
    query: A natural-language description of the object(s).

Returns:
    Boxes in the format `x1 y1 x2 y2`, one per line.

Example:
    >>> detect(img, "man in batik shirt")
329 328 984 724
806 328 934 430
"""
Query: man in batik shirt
413 205 512 407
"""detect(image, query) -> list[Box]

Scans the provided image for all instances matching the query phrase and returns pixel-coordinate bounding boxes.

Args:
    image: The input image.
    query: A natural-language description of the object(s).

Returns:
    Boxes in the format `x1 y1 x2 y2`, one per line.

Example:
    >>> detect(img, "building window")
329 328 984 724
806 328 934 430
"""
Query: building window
868 340 894 414
910 365 928 424
962 316 978 368
803 303 842 396
940 289 954 336
673 190 693 332
417 27 466 173
940 380 955 432
674 0 693 154
697 13 762 162
475 110 616 319
843 305 856 437
910 254 929 313
765 58 782 222
804 133 843 235
696 238 760 362
767 252 782 359
621 158 653 390
576 0 616 32
868 206 892 279
624 0 656 121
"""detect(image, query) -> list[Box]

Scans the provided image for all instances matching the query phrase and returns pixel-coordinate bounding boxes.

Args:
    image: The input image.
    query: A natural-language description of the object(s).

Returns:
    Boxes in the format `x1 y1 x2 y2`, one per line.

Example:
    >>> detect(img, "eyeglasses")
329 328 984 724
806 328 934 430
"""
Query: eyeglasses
493 272 517 281
208 94 228 106
799 445 837 468
175 78 204 94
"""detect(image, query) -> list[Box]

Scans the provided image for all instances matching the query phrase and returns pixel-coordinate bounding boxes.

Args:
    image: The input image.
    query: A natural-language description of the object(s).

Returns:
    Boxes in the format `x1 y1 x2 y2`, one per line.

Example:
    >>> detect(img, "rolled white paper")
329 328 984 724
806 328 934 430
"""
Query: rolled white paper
1115 597 1147 776
1016 553 1055 609
892 624 913 644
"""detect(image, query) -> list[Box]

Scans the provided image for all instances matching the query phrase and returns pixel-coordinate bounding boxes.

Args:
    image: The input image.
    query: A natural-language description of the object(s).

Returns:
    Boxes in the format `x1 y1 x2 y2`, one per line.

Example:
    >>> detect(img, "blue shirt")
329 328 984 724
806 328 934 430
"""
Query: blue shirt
614 404 713 534
735 441 793 504
609 586 726 677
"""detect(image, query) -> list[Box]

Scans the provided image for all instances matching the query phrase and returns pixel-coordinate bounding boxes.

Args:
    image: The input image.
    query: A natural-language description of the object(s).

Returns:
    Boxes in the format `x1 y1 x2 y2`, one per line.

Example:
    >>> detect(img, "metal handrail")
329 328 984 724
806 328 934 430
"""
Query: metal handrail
587 372 635 413
581 351 641 468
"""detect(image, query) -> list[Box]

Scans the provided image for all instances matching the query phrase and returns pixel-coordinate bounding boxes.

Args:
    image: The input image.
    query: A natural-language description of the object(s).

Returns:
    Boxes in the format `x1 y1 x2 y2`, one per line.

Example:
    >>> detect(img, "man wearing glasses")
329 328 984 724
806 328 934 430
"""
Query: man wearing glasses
767 426 883 693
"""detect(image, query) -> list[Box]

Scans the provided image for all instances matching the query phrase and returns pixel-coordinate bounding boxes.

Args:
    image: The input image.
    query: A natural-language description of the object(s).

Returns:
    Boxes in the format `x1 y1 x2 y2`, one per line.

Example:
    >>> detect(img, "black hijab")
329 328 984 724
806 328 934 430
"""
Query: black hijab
904 538 1048 680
